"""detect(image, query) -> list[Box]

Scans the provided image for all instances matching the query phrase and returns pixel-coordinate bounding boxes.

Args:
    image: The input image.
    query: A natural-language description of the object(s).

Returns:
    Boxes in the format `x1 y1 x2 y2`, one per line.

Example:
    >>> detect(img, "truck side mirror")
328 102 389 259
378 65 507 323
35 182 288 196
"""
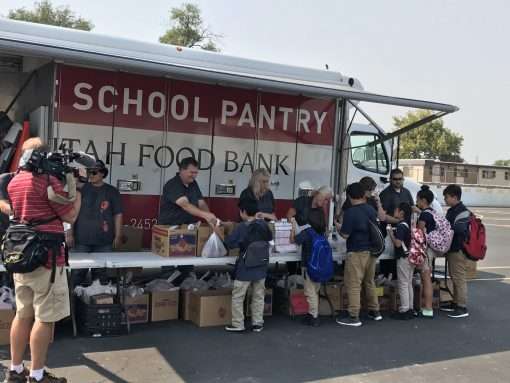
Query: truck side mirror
380 176 389 184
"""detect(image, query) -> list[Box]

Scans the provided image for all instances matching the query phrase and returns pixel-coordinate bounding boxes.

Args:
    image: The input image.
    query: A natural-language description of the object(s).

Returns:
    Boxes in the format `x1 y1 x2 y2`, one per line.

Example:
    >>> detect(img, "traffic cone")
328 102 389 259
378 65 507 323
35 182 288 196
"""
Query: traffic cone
9 120 30 172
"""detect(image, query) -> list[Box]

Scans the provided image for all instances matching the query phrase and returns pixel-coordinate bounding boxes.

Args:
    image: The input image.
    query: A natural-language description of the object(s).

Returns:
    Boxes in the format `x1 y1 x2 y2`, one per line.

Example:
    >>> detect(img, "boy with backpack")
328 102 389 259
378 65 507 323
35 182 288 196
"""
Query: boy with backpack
336 182 382 327
387 202 414 320
215 198 273 332
441 184 471 318
290 209 332 327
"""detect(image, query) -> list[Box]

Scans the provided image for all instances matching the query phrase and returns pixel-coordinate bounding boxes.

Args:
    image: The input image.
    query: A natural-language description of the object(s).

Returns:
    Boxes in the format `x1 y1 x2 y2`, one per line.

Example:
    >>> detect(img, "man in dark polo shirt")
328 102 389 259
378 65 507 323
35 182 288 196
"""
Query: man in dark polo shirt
159 157 217 226
379 168 415 223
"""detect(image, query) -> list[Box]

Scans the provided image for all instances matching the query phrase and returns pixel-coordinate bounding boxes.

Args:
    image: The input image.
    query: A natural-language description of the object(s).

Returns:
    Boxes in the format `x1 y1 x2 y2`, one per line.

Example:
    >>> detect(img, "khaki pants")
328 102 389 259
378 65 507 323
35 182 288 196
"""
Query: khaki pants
397 257 415 313
447 251 468 308
231 279 265 329
303 269 321 318
344 251 379 318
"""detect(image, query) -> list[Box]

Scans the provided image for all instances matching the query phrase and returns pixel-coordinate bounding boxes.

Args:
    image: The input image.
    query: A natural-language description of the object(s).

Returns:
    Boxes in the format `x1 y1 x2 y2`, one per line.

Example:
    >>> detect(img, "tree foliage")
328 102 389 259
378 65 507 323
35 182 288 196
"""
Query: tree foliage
494 159 510 167
159 3 221 51
8 0 93 31
393 110 464 162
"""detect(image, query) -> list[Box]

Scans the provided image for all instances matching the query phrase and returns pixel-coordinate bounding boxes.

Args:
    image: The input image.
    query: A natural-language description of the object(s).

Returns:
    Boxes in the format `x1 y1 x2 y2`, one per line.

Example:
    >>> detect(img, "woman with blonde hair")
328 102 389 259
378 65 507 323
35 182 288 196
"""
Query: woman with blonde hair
239 168 277 221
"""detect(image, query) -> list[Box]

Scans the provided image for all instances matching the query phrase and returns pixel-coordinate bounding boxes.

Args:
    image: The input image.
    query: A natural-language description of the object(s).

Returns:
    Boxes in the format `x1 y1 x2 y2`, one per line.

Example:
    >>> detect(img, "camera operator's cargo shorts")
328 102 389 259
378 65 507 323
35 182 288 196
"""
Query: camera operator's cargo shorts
14 266 70 323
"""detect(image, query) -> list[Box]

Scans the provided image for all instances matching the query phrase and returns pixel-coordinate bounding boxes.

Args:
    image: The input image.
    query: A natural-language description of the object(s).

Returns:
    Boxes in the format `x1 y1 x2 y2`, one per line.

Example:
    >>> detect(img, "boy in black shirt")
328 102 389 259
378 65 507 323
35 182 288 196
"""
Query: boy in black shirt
388 203 414 320
290 209 327 327
216 198 273 332
441 184 470 318
336 183 381 327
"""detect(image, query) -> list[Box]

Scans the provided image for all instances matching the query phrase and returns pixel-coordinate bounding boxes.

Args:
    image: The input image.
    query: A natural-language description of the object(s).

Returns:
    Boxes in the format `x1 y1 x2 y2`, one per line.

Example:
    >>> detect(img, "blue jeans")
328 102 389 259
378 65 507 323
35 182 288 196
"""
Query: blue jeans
71 244 113 285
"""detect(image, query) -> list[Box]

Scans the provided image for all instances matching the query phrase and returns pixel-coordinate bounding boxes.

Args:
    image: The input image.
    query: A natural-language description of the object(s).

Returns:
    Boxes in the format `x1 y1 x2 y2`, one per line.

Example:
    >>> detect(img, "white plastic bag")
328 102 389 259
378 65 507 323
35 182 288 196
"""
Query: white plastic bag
202 232 227 258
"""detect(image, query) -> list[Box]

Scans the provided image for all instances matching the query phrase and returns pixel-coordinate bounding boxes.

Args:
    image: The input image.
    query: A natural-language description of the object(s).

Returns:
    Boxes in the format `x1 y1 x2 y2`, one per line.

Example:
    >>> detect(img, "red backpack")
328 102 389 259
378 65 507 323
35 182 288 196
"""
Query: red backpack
460 213 487 261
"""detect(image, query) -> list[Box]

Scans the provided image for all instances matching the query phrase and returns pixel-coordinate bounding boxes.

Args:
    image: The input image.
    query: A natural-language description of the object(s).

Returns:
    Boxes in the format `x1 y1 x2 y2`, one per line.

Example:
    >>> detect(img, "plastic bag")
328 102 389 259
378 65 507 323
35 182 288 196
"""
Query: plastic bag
202 232 227 258
0 286 15 310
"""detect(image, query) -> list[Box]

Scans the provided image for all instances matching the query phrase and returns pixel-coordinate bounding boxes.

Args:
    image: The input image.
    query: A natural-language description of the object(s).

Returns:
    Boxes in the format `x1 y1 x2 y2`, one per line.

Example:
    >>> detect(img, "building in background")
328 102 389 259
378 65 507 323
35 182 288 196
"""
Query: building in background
400 159 510 187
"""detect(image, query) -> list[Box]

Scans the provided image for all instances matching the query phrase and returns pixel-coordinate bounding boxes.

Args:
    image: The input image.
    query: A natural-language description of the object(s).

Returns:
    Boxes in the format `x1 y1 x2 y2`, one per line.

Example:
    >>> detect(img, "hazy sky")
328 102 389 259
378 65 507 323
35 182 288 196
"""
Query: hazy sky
2 0 509 165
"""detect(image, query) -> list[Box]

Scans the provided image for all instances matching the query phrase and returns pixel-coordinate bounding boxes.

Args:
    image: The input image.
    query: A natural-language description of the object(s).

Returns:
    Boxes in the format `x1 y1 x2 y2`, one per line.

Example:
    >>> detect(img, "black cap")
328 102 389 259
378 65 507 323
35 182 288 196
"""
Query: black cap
89 159 108 177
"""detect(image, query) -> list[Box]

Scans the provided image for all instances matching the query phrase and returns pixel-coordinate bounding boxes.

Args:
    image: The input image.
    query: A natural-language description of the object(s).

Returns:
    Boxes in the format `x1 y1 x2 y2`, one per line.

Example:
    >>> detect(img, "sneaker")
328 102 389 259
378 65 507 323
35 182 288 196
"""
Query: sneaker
225 325 245 332
251 325 264 333
336 315 362 327
368 310 383 321
448 306 469 318
440 302 457 312
420 309 434 319
4 368 28 383
28 371 67 382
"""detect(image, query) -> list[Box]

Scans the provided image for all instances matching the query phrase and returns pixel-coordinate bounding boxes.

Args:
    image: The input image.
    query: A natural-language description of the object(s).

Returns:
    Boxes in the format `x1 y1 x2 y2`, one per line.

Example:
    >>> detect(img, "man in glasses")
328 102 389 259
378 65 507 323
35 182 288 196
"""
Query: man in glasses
67 159 123 258
379 168 415 225
378 168 415 278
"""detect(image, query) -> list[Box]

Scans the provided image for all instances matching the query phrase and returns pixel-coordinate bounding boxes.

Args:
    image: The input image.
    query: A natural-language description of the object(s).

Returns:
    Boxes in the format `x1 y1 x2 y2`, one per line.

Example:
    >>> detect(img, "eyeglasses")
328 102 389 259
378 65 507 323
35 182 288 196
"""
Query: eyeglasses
392 177 404 181
87 170 99 175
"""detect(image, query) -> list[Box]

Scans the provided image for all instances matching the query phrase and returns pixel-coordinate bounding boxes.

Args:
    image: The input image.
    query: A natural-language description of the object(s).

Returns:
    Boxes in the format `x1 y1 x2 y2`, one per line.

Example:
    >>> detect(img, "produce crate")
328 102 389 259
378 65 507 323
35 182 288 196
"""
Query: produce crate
76 300 124 337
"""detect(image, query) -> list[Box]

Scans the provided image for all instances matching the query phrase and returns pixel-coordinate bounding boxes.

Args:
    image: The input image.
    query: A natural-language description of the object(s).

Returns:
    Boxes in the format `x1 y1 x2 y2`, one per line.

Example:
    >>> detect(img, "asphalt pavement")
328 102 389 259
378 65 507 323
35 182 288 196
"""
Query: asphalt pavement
1 207 510 383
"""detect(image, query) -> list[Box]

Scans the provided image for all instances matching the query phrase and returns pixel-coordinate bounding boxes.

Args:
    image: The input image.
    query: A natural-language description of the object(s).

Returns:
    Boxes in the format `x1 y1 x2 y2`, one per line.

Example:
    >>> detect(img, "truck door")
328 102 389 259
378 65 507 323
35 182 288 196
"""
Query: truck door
348 124 390 189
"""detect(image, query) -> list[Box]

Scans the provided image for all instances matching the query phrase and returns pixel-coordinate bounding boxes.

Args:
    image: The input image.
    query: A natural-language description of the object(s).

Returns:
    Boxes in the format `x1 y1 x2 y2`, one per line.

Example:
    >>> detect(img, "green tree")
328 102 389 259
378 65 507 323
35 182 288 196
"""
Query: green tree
8 0 93 31
494 159 510 166
159 3 221 51
393 110 464 162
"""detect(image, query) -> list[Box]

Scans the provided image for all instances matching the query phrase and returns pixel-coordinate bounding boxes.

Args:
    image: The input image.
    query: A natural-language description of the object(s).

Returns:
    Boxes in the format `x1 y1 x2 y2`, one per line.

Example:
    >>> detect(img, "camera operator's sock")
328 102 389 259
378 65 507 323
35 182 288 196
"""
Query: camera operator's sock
10 363 24 374
30 368 44 381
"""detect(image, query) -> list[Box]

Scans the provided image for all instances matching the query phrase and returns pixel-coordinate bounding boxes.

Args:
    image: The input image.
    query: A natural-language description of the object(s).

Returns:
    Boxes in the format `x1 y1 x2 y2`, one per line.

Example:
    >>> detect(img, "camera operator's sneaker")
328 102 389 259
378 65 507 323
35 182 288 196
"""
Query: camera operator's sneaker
28 370 67 382
447 306 469 318
368 310 383 321
3 368 28 383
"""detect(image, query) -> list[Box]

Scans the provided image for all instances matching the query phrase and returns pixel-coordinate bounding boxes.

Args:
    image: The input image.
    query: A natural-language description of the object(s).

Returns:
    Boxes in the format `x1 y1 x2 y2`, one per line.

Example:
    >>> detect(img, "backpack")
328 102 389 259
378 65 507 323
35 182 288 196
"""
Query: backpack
367 219 385 257
409 227 427 266
423 209 453 255
240 221 272 268
306 228 334 283
455 211 487 261
1 217 65 283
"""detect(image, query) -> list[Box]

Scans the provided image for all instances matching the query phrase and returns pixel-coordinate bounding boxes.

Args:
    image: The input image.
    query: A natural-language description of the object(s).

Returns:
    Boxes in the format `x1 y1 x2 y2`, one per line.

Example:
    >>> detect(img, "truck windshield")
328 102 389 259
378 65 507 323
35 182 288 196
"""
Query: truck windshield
350 133 389 175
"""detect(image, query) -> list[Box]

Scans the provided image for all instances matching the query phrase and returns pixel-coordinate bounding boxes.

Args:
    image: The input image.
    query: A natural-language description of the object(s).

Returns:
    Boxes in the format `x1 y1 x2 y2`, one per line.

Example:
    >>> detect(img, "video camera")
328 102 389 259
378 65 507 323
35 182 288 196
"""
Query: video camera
20 144 96 182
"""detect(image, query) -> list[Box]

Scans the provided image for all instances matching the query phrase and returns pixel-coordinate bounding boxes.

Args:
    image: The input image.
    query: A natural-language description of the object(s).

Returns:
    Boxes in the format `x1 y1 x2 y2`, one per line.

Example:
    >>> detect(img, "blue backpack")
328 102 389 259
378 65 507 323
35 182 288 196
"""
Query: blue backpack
306 229 334 283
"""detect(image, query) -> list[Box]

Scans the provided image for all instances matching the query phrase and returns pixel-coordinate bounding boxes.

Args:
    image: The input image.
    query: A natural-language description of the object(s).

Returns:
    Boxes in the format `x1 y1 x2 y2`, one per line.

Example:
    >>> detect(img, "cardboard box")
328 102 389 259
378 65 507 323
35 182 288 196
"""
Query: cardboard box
0 309 15 346
123 294 149 324
152 225 197 257
433 278 454 308
189 289 232 327
116 225 144 252
150 290 179 322
196 225 225 257
319 283 342 316
245 288 273 317
179 289 193 320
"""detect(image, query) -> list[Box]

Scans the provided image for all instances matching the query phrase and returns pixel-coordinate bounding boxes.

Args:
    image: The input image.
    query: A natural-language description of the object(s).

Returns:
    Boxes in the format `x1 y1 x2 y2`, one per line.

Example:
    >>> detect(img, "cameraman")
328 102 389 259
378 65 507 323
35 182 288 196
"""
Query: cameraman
5 138 81 383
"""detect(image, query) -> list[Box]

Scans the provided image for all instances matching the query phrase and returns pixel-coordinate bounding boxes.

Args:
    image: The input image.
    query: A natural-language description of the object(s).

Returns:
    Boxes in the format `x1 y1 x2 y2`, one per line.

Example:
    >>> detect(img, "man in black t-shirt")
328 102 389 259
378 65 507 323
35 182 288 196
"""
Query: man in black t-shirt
68 160 123 252
159 157 216 226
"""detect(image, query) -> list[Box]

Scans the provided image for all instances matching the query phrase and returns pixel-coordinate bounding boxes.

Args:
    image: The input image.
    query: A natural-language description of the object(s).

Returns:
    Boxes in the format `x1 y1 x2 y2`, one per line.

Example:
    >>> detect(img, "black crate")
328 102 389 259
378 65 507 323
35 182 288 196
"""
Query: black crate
76 300 124 337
